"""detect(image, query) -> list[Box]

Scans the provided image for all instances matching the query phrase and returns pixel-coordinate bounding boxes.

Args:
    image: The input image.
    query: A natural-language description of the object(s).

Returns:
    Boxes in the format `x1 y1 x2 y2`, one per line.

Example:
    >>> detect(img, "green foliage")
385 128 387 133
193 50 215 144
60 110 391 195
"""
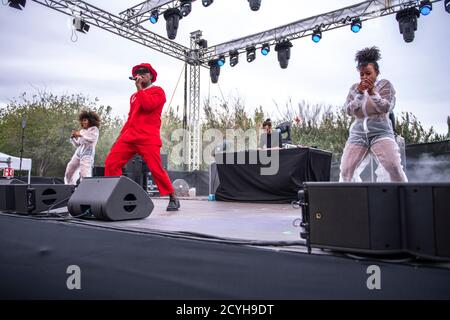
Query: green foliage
0 91 123 177
395 112 448 144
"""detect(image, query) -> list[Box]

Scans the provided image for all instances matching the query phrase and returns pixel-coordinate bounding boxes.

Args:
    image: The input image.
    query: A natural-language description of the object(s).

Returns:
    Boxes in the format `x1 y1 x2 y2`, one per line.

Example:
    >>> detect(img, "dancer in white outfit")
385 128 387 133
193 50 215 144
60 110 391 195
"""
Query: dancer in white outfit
339 47 407 182
64 110 100 185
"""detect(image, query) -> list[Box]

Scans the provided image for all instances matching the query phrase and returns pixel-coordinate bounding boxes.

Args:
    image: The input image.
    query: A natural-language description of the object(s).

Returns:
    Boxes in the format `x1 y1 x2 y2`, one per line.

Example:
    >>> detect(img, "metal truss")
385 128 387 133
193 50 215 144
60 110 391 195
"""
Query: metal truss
187 30 202 171
31 0 190 63
119 0 198 26
204 0 443 60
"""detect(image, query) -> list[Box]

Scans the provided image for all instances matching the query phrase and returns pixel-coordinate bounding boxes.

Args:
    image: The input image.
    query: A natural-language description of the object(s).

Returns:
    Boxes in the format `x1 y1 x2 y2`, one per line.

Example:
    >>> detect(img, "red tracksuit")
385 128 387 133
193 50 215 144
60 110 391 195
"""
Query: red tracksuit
104 85 174 196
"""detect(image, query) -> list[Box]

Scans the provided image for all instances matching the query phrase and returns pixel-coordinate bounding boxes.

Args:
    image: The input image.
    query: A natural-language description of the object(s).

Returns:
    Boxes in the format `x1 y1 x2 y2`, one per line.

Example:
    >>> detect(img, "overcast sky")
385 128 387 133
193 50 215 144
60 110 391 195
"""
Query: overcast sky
0 0 449 134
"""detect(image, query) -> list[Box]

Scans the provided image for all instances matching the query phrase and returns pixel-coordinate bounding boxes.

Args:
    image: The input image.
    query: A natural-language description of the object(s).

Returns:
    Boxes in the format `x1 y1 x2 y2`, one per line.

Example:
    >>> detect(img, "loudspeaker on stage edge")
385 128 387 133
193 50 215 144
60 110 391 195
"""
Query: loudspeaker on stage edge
67 176 153 221
300 182 450 260
0 184 75 214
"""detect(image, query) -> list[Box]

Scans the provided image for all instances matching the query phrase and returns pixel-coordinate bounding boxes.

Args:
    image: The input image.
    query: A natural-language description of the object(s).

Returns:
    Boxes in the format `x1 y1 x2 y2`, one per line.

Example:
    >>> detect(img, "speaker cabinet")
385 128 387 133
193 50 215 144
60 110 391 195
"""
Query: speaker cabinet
0 178 26 185
0 184 74 214
67 176 153 221
302 182 450 260
305 183 402 254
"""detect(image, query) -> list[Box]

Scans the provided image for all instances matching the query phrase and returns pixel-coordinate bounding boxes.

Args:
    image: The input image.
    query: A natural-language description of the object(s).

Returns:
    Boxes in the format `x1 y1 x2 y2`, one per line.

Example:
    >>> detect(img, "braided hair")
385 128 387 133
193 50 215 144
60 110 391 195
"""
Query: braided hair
355 46 381 74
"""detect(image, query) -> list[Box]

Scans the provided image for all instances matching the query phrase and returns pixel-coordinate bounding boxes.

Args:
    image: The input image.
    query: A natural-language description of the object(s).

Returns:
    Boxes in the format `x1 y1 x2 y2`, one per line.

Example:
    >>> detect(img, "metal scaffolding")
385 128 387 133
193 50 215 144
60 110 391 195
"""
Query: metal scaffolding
31 0 190 62
187 31 202 171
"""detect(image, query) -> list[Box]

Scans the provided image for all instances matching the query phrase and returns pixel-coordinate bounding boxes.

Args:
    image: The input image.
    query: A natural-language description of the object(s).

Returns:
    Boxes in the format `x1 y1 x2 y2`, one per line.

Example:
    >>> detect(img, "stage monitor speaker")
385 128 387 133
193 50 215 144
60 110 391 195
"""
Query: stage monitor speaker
302 182 402 254
0 178 26 185
402 184 450 259
0 184 74 214
67 176 153 221
301 182 450 260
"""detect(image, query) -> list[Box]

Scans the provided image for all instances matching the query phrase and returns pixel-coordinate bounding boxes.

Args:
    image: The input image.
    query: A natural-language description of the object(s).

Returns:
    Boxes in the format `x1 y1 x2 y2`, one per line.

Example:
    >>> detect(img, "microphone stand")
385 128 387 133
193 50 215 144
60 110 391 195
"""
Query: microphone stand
19 114 26 182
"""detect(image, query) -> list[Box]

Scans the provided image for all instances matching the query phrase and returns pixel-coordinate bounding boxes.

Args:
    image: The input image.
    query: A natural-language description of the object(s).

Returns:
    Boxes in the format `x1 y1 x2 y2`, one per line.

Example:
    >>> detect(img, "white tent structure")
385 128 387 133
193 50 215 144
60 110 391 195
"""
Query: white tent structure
0 152 32 184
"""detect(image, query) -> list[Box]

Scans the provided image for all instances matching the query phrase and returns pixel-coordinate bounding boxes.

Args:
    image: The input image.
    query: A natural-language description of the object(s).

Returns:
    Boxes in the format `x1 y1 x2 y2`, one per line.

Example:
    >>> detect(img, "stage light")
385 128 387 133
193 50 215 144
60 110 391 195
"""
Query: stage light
164 8 182 40
246 46 256 62
73 17 90 33
229 50 239 67
351 18 362 33
7 0 26 10
274 40 292 69
197 39 208 49
203 0 213 7
312 27 322 43
209 60 220 83
396 7 420 43
261 43 270 56
419 0 432 16
446 0 450 13
180 0 192 17
248 0 261 11
149 10 159 24
217 55 225 67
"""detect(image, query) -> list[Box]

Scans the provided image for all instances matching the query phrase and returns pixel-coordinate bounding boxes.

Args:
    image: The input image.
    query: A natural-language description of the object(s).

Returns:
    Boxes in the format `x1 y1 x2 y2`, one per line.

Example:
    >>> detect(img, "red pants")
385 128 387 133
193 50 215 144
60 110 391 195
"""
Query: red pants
104 140 174 196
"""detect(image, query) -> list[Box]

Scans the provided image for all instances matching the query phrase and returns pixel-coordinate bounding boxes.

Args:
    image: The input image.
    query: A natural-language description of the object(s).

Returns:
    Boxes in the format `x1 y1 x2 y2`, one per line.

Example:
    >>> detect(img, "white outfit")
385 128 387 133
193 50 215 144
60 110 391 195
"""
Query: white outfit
64 126 99 185
339 79 407 182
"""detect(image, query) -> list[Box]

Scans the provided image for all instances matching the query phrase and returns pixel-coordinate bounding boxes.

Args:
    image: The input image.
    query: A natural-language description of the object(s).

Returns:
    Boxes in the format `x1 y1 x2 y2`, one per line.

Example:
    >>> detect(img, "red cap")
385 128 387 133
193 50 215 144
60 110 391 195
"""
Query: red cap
132 63 157 83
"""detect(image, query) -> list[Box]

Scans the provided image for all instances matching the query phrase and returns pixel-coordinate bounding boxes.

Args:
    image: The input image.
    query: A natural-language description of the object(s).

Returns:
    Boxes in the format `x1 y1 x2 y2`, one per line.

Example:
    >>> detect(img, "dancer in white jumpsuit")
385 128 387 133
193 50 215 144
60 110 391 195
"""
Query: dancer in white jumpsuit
339 47 407 182
64 110 100 185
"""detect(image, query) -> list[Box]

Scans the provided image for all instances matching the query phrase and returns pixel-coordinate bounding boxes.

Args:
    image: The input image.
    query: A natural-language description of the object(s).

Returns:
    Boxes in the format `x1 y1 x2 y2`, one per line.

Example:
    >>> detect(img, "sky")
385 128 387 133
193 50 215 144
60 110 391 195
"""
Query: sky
0 0 449 134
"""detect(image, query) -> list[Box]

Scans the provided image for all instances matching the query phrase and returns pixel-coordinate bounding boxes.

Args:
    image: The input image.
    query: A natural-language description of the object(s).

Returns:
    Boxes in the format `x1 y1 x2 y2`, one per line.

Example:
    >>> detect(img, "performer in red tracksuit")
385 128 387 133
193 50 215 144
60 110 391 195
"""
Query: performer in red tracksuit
105 62 180 211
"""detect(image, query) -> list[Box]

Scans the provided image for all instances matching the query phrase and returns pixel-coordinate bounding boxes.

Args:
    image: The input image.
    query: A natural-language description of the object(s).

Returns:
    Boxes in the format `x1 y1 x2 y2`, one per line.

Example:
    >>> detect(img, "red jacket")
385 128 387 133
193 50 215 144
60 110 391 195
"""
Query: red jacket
119 85 166 146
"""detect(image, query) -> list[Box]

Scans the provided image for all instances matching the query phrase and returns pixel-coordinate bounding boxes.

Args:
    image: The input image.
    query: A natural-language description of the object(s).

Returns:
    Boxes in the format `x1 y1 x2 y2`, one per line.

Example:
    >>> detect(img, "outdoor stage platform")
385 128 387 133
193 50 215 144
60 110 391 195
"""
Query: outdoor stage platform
1 198 450 299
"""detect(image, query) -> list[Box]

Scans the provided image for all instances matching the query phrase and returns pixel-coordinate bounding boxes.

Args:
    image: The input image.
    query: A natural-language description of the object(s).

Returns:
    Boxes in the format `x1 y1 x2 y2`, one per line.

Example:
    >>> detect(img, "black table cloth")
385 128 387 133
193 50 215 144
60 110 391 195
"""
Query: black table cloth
215 147 332 203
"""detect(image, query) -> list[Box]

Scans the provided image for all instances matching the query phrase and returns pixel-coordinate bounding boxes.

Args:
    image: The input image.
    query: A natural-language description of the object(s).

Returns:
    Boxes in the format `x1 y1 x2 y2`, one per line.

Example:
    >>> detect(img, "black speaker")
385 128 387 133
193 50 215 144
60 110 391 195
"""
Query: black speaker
0 178 26 185
402 184 450 259
0 184 74 214
301 182 450 260
302 182 402 254
67 176 153 221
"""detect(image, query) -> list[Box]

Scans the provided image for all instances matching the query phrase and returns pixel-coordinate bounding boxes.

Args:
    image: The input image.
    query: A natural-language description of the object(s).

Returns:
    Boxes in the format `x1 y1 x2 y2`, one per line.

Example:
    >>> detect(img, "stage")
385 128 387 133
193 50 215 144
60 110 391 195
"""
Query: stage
1 198 450 299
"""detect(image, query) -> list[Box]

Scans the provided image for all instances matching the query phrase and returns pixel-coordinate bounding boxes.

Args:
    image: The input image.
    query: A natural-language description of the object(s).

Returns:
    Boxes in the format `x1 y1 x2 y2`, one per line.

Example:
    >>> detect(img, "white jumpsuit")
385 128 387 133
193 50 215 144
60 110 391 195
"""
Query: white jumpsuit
64 126 99 185
339 79 407 182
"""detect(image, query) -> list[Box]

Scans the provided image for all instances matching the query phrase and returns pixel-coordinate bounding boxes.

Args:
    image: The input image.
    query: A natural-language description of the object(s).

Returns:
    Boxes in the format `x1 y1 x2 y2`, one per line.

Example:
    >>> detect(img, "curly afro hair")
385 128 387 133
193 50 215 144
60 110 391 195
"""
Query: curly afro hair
79 110 100 128
355 46 381 74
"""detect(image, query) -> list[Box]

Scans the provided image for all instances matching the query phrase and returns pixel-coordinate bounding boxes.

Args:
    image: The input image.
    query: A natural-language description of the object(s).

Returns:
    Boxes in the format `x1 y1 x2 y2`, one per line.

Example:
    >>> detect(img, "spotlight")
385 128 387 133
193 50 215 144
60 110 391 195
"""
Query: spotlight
246 46 256 62
149 10 159 24
180 0 192 17
164 8 182 40
7 0 26 10
274 40 292 69
419 0 432 16
73 17 90 33
209 60 220 83
446 0 450 13
351 18 362 33
217 55 225 67
202 0 213 7
248 0 261 11
197 39 208 49
229 50 239 67
312 27 322 43
396 7 420 43
261 43 270 56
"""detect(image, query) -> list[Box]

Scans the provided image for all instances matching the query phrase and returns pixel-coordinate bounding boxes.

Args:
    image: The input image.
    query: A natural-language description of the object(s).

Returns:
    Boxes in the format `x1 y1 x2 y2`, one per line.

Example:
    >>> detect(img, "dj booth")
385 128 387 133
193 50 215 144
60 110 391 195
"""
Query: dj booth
214 147 332 203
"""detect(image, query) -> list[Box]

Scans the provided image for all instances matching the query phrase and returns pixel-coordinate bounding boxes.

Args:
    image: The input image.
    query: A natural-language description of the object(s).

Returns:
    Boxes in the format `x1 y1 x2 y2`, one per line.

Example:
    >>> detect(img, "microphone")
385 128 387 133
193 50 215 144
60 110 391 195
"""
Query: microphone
129 76 137 81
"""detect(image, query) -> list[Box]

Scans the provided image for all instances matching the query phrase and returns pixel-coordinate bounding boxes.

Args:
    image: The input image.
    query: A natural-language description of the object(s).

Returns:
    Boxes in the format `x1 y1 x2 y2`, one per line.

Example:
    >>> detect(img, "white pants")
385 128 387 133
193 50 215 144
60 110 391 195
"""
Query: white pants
64 154 93 185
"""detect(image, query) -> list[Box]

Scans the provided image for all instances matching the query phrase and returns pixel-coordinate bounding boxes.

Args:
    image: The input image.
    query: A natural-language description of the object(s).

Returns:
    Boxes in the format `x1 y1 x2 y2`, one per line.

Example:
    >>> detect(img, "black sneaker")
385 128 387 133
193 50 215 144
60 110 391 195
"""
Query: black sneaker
166 198 180 211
